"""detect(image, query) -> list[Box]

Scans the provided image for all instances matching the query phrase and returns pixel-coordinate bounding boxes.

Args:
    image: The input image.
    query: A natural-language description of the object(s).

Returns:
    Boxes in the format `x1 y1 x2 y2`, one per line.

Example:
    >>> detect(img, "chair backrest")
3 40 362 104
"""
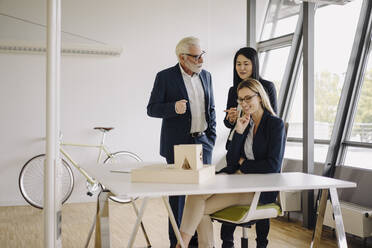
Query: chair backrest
280 122 289 173
284 122 289 137
279 122 290 211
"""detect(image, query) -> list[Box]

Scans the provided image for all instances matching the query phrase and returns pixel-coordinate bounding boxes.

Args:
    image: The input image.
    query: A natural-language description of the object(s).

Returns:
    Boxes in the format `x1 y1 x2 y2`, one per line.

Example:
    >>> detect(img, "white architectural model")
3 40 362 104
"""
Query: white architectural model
131 144 215 184
174 144 203 170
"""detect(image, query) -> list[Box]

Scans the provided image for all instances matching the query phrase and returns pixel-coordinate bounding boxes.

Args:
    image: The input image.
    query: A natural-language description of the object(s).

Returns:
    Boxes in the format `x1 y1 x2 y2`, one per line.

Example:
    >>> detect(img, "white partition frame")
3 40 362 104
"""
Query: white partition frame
45 0 62 247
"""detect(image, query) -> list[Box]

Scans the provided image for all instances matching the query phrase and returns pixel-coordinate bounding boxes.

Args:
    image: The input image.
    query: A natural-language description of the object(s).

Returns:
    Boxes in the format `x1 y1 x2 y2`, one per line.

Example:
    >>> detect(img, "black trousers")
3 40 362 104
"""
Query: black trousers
166 134 213 248
220 219 270 248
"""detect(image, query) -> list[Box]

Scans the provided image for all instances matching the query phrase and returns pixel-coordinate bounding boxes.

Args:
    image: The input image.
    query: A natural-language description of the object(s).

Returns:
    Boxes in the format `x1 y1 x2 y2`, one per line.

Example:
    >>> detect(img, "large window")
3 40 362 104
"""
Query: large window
260 0 371 168
344 147 372 169
284 1 362 162
260 46 291 92
349 56 372 144
286 72 331 163
284 142 329 162
313 1 361 139
344 44 372 169
288 70 303 139
258 0 300 98
260 0 300 41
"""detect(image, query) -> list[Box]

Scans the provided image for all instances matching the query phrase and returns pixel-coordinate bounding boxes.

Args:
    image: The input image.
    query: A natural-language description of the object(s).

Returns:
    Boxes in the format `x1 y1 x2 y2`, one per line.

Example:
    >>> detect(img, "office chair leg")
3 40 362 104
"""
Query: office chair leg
241 227 249 248
241 237 248 248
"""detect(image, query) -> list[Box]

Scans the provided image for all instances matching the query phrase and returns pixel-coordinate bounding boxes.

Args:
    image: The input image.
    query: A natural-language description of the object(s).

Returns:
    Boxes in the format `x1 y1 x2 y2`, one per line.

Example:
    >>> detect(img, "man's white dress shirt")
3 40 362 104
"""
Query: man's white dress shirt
180 65 207 133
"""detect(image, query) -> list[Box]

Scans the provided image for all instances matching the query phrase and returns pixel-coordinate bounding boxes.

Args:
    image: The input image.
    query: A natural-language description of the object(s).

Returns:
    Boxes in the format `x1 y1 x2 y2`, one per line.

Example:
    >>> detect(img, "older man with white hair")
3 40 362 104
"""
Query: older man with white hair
147 36 216 247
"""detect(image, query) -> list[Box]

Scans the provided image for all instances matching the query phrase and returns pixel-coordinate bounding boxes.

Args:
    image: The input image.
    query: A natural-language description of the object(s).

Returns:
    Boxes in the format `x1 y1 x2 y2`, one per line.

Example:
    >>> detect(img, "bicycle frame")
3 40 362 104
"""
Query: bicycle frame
58 132 114 185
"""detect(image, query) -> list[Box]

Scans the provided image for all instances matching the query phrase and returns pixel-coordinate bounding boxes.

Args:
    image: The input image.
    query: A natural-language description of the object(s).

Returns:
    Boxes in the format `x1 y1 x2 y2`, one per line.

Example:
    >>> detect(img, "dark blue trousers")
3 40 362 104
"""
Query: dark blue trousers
221 219 270 248
166 134 213 248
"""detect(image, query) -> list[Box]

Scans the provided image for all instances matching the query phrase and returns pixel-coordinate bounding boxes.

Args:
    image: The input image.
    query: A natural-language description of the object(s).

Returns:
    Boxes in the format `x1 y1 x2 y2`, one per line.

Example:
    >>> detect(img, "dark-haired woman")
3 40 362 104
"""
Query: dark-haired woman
224 47 277 147
222 47 278 248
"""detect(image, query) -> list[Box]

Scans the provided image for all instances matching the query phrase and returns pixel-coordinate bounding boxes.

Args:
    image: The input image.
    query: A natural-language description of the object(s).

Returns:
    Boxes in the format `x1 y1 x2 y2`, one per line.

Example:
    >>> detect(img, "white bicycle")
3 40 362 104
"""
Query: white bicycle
18 127 142 209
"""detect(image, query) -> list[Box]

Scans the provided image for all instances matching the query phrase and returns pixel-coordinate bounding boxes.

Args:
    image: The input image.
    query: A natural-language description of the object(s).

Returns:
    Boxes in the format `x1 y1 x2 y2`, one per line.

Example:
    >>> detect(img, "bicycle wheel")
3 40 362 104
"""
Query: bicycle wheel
19 154 74 209
104 151 142 203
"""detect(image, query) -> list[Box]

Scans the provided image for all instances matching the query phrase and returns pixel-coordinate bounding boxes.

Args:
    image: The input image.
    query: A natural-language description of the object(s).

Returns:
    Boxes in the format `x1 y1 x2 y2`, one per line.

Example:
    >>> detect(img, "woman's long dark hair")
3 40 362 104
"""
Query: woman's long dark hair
233 47 260 87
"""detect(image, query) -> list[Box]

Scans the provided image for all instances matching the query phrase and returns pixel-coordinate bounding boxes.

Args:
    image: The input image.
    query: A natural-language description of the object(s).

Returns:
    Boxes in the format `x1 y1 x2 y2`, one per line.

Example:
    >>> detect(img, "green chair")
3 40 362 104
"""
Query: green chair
211 123 288 247
211 191 284 248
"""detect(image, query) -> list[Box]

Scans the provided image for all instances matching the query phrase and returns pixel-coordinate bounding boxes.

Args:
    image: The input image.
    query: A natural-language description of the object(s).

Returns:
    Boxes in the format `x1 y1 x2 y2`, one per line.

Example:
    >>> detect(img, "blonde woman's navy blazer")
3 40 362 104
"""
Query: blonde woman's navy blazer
224 110 285 204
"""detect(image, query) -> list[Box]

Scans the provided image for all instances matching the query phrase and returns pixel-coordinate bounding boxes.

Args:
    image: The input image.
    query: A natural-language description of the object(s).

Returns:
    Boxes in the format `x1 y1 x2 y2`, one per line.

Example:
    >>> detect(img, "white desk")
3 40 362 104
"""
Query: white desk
83 164 356 248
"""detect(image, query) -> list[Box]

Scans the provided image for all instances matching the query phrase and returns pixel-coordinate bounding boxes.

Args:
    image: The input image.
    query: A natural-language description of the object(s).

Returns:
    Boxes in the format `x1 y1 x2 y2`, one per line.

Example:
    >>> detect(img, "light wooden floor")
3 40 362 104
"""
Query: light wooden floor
0 198 367 248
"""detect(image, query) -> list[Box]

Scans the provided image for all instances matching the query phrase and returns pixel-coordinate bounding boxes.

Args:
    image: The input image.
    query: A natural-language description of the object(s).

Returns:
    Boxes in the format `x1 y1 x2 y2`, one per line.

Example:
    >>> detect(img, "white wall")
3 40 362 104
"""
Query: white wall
0 0 248 206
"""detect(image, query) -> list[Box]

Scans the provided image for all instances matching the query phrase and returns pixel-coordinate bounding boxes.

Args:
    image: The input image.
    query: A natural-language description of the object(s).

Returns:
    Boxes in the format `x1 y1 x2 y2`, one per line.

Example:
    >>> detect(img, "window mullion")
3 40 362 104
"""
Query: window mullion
325 0 372 170
278 7 303 121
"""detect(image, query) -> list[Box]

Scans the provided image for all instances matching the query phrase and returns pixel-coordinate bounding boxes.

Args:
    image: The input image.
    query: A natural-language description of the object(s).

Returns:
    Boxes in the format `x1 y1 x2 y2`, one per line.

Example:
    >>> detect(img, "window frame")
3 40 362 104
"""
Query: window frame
260 0 372 169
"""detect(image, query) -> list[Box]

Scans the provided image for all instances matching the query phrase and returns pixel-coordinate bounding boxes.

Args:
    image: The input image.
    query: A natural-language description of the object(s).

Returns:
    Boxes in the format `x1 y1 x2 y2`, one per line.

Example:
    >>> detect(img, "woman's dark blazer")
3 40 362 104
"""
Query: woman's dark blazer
223 110 286 204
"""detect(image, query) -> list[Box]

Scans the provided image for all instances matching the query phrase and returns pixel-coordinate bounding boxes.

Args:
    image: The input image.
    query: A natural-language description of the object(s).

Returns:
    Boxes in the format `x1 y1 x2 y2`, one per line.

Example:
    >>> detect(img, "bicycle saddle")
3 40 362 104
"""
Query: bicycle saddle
94 127 114 132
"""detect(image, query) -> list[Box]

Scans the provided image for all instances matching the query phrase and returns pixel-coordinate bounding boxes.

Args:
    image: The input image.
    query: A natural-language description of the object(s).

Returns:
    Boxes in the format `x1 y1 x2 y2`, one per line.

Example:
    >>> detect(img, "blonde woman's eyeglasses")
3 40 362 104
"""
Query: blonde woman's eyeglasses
237 93 258 104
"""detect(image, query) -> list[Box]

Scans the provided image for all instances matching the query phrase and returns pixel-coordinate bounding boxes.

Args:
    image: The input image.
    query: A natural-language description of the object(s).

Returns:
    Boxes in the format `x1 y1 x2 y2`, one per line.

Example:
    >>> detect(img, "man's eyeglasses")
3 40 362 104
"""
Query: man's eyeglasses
237 93 258 104
183 51 206 62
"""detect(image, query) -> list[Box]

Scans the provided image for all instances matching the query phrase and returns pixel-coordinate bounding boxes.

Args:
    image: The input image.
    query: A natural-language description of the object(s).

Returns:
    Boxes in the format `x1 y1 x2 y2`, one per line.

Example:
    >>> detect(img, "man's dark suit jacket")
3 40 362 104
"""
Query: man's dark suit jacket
224 110 285 204
147 64 216 162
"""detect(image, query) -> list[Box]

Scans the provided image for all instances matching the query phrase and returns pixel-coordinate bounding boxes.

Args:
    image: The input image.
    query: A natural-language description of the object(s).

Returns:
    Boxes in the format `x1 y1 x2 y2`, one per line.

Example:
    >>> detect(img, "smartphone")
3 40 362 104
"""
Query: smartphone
237 104 242 118
228 104 242 141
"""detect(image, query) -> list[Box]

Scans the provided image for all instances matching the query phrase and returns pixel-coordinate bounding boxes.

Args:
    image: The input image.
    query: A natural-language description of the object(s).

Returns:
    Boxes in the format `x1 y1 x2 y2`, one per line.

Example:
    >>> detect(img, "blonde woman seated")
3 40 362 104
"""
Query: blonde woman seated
176 79 286 248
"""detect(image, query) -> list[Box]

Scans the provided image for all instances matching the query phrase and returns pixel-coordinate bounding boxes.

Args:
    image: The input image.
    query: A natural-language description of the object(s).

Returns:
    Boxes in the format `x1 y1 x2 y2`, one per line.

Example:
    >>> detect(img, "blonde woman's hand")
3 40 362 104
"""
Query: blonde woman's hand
235 114 250 134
